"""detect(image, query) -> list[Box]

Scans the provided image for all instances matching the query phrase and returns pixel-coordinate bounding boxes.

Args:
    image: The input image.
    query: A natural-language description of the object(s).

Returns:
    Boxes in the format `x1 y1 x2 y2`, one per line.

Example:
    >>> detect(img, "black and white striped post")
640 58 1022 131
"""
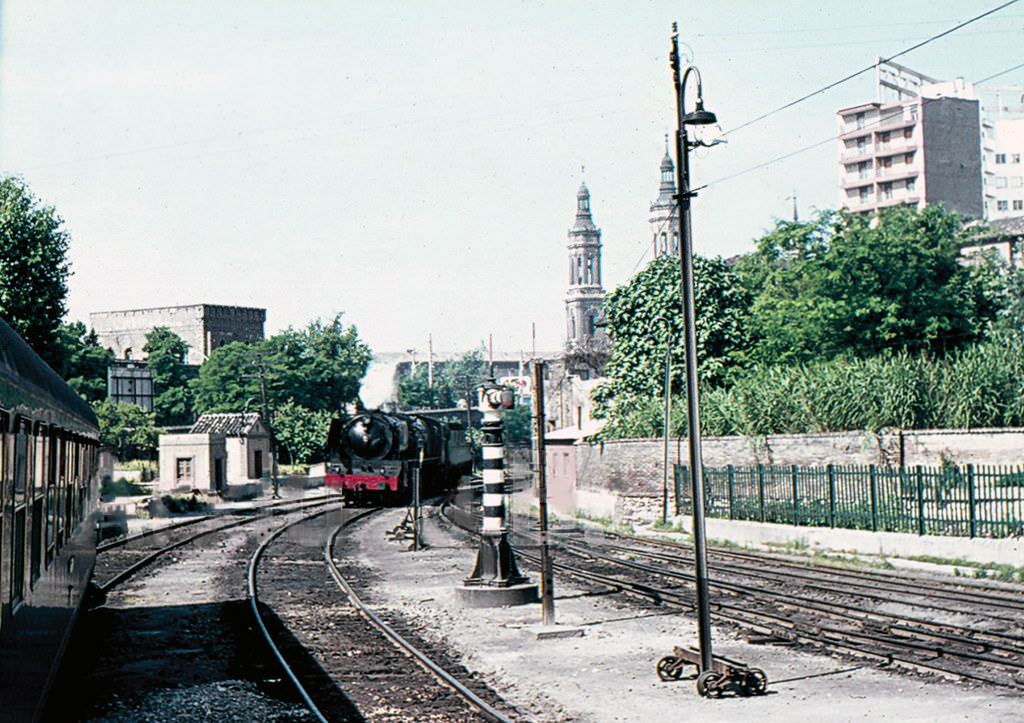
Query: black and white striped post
456 378 538 608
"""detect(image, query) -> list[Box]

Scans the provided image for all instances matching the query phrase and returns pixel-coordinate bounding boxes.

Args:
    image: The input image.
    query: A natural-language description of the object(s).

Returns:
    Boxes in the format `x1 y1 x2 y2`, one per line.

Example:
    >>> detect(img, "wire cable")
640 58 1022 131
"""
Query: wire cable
723 0 1021 137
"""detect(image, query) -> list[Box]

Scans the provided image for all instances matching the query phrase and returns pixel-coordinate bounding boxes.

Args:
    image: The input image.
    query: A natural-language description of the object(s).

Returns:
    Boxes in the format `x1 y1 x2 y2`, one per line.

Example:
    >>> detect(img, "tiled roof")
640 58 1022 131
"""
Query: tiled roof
189 412 263 436
964 216 1024 241
989 216 1024 236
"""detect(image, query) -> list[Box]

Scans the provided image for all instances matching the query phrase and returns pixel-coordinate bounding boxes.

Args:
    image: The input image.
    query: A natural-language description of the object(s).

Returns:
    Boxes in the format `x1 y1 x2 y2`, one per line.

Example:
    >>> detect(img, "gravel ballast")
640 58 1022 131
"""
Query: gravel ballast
350 507 1023 723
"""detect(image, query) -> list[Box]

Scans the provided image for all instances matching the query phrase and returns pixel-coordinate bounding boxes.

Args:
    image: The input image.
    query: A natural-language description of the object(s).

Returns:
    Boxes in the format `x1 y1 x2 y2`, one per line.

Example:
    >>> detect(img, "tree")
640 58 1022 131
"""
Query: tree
94 399 159 459
56 321 113 403
192 315 371 416
597 253 750 402
272 399 331 465
735 206 1000 366
262 314 372 413
192 341 262 414
396 350 492 410
0 177 71 368
143 327 196 426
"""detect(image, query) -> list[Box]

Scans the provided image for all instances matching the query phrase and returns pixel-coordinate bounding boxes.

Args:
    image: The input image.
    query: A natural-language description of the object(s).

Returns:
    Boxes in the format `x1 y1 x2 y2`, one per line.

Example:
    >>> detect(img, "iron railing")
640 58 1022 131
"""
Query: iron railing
674 463 1024 539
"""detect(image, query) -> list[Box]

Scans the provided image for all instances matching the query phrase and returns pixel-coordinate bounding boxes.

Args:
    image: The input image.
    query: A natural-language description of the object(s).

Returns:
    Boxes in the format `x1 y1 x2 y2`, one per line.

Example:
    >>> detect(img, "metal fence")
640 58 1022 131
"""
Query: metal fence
674 463 1024 539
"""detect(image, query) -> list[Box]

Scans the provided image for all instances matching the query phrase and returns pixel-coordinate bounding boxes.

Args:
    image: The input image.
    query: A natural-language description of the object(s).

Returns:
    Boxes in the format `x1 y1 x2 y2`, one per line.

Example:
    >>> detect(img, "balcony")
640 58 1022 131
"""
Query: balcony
840 173 873 189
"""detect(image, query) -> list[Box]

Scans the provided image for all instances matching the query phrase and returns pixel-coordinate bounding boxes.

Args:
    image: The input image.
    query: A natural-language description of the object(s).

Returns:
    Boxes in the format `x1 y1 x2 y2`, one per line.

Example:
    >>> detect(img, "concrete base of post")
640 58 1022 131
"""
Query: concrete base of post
456 581 539 608
458 532 538 607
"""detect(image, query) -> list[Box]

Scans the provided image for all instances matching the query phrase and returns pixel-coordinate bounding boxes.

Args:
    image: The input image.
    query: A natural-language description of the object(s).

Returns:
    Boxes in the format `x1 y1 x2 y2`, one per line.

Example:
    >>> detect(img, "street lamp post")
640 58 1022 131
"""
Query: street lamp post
656 26 767 697
671 24 717 678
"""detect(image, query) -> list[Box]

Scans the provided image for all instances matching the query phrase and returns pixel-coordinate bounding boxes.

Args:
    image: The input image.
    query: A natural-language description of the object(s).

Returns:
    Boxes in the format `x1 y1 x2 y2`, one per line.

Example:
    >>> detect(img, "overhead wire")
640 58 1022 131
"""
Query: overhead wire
704 62 1024 192
722 0 1021 137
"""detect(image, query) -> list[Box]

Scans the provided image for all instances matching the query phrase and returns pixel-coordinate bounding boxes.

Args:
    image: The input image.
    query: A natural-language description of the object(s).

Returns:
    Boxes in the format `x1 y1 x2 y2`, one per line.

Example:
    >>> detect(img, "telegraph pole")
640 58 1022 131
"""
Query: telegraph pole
533 361 555 624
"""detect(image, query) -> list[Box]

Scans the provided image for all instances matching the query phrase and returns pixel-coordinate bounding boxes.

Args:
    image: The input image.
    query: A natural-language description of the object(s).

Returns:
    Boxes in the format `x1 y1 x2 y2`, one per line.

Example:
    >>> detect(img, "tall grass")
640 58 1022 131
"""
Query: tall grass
604 333 1024 439
698 334 1024 436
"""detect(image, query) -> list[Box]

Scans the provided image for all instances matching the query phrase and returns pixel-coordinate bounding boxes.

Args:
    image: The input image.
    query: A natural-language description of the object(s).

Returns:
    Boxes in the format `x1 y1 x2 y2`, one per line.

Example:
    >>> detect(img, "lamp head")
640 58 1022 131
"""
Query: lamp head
683 99 717 126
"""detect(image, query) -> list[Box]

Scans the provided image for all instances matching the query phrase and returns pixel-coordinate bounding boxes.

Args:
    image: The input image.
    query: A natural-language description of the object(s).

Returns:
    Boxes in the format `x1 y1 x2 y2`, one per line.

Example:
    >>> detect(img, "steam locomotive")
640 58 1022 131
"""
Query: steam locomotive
325 409 473 506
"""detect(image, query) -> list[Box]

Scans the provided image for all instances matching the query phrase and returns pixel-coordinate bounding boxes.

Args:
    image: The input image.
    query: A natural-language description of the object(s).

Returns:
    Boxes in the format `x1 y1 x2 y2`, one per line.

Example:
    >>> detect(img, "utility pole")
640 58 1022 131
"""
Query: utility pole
247 353 279 499
533 361 554 624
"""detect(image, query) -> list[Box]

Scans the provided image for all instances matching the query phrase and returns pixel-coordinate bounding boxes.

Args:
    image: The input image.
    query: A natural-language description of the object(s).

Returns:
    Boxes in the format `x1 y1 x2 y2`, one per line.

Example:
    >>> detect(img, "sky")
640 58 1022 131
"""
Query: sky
2 1 1023 359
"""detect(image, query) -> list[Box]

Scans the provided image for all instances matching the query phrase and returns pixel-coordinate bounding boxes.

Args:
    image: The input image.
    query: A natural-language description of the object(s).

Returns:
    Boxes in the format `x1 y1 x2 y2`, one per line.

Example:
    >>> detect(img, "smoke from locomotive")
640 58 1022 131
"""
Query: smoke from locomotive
325 410 473 506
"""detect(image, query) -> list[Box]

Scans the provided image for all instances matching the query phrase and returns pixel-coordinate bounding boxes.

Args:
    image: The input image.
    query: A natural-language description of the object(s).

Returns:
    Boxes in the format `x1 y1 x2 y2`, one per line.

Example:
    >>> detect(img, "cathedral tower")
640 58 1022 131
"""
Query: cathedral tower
565 181 605 349
650 139 680 258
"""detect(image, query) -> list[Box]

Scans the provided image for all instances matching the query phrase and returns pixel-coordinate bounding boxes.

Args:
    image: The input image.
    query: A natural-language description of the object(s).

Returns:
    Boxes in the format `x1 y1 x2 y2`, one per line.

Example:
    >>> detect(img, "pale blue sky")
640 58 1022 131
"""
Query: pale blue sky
2 2 1022 357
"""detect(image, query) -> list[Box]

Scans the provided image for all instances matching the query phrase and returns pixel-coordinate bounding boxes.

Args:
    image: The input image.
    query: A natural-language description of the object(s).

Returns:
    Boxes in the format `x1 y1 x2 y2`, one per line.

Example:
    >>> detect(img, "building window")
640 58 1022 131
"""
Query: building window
176 458 193 484
857 137 867 152
998 200 1010 211
904 127 913 139
997 177 1009 188
859 162 868 179
1015 154 1021 164
904 153 914 164
1015 200 1024 211
906 178 915 192
996 153 1007 164
1013 177 1024 188
859 187 869 203
881 182 893 200
879 131 890 145
855 112 865 129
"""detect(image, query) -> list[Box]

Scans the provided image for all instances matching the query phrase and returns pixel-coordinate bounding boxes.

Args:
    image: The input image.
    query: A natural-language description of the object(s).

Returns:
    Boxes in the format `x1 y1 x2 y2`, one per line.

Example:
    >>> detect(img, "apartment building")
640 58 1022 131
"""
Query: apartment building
837 94 983 218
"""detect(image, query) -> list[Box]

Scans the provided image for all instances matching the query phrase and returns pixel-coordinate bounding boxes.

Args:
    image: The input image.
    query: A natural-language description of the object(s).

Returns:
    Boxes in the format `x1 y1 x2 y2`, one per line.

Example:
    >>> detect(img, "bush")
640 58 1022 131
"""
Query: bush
101 477 150 497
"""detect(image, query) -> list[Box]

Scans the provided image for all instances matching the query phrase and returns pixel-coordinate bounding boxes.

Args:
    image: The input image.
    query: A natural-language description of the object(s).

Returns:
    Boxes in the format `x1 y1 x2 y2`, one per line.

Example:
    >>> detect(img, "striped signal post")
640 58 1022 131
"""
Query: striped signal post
456 378 539 608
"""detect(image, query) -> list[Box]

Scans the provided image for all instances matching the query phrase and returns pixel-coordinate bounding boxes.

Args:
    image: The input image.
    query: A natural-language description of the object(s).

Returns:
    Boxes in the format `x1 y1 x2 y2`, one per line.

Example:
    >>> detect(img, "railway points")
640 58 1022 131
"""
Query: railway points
341 504 1023 722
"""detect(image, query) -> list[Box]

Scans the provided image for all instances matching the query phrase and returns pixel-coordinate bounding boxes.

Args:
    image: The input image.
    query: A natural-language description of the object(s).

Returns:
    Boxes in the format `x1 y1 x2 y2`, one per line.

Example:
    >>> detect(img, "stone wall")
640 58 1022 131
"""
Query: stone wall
575 428 1024 526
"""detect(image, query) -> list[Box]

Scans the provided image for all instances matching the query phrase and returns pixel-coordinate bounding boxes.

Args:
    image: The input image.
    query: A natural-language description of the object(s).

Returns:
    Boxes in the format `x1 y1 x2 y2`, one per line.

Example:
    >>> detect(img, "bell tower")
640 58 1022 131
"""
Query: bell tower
650 137 680 258
565 180 605 348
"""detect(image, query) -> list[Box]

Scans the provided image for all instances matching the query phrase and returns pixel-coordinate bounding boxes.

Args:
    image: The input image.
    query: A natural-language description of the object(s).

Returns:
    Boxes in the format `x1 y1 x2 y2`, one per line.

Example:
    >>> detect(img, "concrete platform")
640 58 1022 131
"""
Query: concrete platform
350 507 1023 722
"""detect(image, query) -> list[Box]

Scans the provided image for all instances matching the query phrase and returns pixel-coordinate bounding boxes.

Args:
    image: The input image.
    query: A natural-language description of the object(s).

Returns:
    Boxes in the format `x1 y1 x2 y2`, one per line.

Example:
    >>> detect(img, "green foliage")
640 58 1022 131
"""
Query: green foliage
55 321 113 403
696 332 1024 437
594 205 1015 440
272 399 332 465
144 327 196 426
191 341 257 414
101 477 149 497
396 350 492 410
601 254 749 399
193 314 371 417
502 402 533 446
734 206 998 365
593 254 749 435
94 399 159 459
262 315 372 413
0 177 71 368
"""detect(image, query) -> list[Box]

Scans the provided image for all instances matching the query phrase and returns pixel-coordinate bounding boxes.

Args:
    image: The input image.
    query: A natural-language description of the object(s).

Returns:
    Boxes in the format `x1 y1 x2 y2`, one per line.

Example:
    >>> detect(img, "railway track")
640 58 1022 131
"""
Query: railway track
45 497 346 722
444 503 1024 692
250 506 519 722
93 495 339 593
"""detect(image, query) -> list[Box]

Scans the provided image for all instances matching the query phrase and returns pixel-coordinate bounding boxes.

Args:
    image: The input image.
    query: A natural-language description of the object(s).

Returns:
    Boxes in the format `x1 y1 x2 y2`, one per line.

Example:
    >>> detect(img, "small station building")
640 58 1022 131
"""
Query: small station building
157 412 272 495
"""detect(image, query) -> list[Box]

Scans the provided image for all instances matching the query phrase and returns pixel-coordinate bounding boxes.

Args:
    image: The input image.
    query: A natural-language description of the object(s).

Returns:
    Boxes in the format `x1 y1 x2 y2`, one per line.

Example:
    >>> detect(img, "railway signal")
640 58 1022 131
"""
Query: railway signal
456 378 538 607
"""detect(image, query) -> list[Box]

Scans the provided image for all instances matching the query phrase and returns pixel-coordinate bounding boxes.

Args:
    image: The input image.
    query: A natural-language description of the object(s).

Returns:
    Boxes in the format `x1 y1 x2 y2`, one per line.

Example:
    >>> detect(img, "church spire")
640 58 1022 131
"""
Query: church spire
650 137 680 258
566 176 604 353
